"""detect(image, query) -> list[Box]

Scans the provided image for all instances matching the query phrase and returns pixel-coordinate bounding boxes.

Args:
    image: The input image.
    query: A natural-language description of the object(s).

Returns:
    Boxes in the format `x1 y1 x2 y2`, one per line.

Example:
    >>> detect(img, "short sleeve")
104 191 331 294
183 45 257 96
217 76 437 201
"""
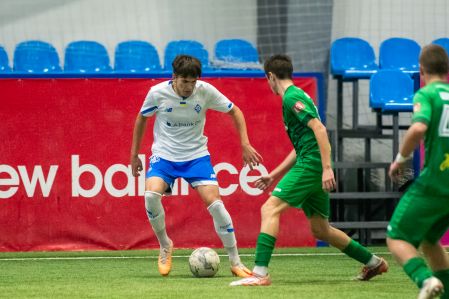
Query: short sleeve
412 90 432 125
204 83 234 113
284 92 318 125
140 88 159 117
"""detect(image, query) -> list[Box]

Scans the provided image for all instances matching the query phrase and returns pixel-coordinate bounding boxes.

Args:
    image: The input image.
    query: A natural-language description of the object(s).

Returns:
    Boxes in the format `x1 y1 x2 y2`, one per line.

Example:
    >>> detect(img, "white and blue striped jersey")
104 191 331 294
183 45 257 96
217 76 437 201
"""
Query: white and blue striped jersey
140 80 234 162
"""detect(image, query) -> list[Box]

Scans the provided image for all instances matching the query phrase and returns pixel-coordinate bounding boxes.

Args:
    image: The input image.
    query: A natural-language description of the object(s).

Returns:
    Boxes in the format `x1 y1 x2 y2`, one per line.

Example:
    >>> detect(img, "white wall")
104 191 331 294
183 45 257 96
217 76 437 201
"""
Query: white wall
0 0 257 67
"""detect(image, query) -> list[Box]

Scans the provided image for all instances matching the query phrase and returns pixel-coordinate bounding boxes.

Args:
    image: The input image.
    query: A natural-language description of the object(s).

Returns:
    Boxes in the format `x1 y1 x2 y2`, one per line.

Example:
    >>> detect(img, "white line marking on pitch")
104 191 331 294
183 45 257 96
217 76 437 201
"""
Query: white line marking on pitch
0 252 392 262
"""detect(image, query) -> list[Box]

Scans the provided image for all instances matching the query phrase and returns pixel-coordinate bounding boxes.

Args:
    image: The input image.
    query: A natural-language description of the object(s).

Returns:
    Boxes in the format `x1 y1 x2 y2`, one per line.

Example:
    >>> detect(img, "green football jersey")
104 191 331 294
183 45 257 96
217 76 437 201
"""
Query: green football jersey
282 85 321 159
412 81 449 195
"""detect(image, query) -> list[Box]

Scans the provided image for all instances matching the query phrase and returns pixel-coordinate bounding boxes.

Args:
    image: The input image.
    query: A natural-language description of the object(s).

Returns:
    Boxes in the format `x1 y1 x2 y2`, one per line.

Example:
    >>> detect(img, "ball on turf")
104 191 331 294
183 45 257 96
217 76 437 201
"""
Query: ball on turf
189 247 220 277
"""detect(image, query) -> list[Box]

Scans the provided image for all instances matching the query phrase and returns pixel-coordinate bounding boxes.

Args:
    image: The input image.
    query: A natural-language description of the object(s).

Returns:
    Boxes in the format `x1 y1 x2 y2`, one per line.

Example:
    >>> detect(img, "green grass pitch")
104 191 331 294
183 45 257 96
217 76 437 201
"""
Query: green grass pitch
0 247 419 298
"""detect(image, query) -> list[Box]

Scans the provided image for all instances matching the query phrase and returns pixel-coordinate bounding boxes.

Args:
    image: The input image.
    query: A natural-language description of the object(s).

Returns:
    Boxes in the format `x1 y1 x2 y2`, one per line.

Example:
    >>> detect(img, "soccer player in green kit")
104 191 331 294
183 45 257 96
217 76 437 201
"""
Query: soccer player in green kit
230 54 388 286
387 44 449 299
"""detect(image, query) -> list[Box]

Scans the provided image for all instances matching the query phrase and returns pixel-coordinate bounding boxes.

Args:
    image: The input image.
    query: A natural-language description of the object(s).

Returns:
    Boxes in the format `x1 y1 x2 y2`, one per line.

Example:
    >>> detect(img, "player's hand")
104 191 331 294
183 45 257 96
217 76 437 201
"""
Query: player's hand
322 168 336 192
242 143 263 170
255 175 274 191
131 155 143 177
388 161 404 182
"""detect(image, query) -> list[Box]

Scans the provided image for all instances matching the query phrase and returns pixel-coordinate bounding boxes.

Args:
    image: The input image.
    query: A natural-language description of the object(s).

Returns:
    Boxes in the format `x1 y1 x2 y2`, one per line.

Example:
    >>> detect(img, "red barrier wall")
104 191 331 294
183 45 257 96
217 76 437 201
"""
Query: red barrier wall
0 77 318 251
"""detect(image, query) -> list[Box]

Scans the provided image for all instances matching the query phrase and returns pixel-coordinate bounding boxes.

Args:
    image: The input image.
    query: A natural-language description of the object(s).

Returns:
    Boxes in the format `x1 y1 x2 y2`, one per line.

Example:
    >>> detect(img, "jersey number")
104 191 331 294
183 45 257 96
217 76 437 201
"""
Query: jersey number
439 104 449 137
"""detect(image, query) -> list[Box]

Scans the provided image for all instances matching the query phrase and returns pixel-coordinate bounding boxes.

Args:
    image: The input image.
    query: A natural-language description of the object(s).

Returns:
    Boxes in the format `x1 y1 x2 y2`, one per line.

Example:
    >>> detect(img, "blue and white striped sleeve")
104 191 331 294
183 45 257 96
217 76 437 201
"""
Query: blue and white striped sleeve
140 89 158 117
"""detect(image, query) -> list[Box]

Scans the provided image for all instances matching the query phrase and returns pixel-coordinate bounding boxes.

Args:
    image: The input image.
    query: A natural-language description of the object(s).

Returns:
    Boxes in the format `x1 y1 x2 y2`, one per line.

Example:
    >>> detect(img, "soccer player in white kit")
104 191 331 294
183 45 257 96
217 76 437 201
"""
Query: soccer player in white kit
130 55 262 277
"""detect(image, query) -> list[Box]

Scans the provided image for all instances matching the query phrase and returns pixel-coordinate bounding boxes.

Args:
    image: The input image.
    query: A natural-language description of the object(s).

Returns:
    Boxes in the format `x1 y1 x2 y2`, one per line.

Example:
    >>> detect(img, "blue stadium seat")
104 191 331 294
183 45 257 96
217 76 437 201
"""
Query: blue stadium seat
370 69 414 156
330 37 378 79
0 45 11 72
13 40 61 73
215 39 259 63
432 38 449 55
379 38 420 72
164 40 210 71
64 41 112 73
114 40 161 72
370 69 414 112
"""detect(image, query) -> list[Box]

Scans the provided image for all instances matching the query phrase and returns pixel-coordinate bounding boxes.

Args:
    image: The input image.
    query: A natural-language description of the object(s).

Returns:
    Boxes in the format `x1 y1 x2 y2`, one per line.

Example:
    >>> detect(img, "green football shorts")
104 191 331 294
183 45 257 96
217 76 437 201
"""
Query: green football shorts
387 181 449 248
271 157 329 218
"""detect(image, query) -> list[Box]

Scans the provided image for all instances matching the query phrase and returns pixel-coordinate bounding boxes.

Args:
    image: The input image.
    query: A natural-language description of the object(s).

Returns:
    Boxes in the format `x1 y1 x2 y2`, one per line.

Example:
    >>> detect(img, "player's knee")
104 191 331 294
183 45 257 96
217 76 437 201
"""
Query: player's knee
144 191 163 219
260 201 277 220
311 224 330 241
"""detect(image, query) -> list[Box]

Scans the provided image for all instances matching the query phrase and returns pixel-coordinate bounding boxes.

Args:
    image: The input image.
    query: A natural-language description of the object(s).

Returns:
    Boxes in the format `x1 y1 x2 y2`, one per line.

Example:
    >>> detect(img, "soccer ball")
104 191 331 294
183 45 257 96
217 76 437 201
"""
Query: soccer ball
189 247 220 277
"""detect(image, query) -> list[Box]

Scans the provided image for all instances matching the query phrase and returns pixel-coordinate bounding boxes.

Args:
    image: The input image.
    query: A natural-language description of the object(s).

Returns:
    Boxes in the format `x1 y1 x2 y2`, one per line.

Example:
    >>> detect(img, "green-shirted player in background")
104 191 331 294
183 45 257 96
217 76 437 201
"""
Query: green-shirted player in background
387 44 449 299
230 54 388 286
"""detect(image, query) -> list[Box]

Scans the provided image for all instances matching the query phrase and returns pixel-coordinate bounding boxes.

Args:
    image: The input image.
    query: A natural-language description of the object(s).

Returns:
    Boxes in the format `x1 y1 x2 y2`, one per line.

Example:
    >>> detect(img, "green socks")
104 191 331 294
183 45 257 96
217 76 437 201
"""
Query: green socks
342 239 373 264
254 233 276 267
403 257 433 288
434 269 449 299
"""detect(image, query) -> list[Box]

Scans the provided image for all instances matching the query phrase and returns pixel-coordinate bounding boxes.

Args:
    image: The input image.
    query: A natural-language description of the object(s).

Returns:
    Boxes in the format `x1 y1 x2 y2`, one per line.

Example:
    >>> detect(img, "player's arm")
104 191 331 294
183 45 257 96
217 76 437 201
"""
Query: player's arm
227 105 263 170
255 149 296 191
388 122 428 181
130 113 149 177
307 118 336 192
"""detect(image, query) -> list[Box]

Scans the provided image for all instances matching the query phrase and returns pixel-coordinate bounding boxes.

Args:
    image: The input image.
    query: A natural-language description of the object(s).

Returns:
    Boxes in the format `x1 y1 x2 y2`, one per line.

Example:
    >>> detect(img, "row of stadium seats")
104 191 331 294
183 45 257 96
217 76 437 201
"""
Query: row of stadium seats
331 37 449 77
329 36 441 164
331 37 449 113
0 39 260 73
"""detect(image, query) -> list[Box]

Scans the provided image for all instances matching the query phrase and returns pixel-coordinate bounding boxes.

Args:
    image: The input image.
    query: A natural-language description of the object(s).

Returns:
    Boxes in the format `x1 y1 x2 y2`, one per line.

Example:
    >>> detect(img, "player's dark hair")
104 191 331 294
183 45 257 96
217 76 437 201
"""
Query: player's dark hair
172 55 202 78
419 44 449 76
264 54 293 80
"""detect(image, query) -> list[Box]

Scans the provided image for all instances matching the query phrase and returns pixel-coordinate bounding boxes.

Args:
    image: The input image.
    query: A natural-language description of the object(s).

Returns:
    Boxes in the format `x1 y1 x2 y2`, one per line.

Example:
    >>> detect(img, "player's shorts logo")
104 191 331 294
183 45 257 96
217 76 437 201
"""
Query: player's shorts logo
150 156 160 164
439 153 449 171
292 101 305 113
194 104 202 113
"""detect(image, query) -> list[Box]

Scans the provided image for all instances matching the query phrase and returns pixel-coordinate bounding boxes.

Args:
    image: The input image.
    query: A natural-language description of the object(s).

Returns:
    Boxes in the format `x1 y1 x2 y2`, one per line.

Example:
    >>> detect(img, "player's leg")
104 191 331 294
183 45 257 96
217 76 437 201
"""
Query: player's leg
144 156 176 276
195 184 251 278
182 155 251 277
387 186 446 298
230 162 321 286
230 195 289 286
421 241 449 299
309 215 387 281
305 188 387 281
253 196 290 274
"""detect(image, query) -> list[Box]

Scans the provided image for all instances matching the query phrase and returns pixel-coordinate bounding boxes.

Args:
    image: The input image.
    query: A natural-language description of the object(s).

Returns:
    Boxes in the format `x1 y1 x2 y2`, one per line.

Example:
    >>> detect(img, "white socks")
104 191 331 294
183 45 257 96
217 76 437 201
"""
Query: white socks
366 255 381 268
253 266 268 277
207 200 240 265
144 191 171 248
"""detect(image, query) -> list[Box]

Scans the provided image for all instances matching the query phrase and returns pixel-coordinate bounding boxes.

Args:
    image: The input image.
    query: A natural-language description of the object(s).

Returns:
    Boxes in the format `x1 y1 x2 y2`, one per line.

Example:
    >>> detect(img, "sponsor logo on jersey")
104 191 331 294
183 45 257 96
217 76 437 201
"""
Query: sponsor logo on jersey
440 153 449 171
413 103 421 112
166 120 201 127
293 101 305 113
194 104 202 113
